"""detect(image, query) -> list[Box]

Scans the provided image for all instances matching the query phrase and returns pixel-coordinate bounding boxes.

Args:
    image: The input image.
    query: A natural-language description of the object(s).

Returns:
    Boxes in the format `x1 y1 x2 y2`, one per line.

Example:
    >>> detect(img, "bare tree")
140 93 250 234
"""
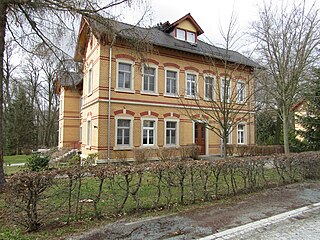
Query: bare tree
251 0 320 153
180 12 258 157
0 0 143 187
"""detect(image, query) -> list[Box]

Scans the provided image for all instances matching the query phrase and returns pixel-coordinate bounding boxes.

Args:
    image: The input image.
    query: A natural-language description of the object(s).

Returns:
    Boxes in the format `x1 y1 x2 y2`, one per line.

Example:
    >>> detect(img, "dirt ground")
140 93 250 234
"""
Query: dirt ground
69 181 320 240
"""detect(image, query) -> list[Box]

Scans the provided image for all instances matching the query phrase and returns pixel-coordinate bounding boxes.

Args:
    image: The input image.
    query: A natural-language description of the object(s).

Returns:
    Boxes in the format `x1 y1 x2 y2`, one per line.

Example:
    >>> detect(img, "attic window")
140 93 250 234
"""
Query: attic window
175 28 196 44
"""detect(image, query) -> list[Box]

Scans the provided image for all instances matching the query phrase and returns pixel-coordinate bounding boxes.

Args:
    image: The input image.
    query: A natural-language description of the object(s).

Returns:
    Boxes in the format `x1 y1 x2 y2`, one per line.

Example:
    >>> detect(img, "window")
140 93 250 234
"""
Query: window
117 62 133 90
88 67 93 94
142 120 156 146
237 124 245 144
221 78 231 102
186 73 197 97
236 81 246 103
87 119 92 146
204 76 215 100
79 126 82 143
165 121 177 145
187 31 196 43
59 98 63 115
143 66 157 93
117 119 131 146
165 70 178 95
176 29 185 40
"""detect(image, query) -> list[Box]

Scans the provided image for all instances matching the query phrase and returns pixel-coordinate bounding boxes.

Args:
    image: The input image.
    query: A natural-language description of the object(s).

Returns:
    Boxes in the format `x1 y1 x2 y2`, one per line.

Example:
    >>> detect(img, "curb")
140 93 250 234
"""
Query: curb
198 202 320 240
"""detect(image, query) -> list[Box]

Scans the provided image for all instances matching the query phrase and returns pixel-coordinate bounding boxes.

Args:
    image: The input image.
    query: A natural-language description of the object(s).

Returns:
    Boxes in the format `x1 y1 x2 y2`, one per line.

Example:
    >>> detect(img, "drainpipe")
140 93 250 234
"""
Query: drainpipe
107 45 112 162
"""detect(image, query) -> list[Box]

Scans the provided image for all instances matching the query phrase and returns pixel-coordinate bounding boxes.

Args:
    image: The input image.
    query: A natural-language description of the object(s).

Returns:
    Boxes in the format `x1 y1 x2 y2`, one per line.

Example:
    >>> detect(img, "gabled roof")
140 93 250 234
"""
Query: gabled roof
74 14 260 68
163 13 204 35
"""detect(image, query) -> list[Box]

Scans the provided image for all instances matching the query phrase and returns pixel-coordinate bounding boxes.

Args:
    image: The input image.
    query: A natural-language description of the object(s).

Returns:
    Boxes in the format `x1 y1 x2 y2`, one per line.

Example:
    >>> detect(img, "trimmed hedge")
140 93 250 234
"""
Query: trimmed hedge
4 151 320 231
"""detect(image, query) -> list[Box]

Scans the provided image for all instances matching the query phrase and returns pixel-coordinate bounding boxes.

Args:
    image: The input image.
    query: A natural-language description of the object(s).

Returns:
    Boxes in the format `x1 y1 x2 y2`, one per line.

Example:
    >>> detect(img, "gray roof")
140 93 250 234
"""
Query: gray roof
88 16 260 68
58 72 82 87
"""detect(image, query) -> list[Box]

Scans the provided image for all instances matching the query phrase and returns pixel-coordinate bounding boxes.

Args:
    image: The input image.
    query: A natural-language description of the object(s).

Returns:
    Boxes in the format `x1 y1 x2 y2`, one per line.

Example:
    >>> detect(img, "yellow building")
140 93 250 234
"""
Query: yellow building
58 13 259 161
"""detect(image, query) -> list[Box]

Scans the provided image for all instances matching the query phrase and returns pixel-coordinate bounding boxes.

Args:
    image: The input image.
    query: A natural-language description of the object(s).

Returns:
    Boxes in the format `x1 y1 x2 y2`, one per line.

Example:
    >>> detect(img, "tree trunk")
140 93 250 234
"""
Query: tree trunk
0 2 7 188
282 108 290 154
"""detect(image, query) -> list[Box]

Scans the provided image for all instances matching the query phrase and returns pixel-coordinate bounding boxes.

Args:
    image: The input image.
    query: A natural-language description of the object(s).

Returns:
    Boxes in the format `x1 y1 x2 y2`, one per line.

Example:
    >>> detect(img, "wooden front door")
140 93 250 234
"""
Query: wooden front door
195 122 206 155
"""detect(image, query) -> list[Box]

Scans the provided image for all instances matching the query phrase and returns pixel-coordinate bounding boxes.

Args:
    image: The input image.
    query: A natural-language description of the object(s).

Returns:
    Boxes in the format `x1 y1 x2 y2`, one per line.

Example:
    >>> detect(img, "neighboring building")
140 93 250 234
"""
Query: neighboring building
58 13 259 160
290 99 305 141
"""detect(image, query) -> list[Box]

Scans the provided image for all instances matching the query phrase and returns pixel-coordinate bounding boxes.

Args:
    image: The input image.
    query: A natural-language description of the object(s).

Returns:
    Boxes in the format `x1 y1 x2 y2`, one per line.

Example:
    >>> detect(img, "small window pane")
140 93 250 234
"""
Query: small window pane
187 32 196 43
176 29 185 40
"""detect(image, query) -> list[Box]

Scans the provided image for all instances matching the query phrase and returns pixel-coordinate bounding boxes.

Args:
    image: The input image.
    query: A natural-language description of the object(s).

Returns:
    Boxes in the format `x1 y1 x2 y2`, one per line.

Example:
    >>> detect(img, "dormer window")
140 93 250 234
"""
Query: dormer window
176 29 186 41
175 28 196 44
187 31 196 43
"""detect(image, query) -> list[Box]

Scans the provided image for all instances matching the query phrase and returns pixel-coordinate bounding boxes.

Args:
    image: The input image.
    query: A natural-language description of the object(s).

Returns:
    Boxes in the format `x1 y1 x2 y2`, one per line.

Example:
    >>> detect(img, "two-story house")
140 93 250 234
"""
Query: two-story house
58 13 259 161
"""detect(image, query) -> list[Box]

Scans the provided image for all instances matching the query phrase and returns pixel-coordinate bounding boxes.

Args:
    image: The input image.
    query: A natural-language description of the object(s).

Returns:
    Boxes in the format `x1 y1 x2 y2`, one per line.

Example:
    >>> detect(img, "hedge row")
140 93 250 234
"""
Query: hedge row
4 151 320 232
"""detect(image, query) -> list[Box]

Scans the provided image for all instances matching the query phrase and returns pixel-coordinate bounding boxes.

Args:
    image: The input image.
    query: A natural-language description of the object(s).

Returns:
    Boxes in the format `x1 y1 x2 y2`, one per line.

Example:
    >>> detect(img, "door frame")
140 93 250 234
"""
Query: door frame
192 120 209 155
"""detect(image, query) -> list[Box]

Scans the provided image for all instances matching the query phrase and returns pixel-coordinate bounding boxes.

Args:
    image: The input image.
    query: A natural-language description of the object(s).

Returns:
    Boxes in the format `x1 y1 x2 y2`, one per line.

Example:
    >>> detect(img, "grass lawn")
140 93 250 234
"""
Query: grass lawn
4 155 28 164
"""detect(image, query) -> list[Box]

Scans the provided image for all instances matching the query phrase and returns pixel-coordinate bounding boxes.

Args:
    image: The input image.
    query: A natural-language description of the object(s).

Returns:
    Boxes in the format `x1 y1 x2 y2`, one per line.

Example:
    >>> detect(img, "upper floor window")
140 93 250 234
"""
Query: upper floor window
221 78 231 102
165 69 178 96
187 31 196 43
88 66 93 95
176 28 196 44
236 81 246 103
186 73 197 97
176 29 185 40
204 76 215 100
142 65 157 93
116 60 134 92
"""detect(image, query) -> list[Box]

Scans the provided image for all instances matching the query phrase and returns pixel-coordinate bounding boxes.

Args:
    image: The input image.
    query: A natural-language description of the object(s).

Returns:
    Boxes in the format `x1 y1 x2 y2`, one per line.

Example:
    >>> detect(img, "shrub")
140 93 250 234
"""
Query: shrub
134 148 150 164
25 154 49 171
68 154 81 166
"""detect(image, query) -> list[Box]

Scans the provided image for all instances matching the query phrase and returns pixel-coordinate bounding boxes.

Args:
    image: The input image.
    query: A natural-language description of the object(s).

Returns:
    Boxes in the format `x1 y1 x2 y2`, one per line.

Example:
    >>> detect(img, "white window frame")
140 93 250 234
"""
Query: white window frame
186 31 196 43
79 125 82 143
185 71 198 98
141 64 158 95
86 117 92 147
221 77 231 102
114 116 134 150
141 117 158 147
204 74 216 101
164 67 179 97
237 123 246 144
115 59 135 93
164 118 180 147
236 80 246 104
87 64 93 95
176 28 186 41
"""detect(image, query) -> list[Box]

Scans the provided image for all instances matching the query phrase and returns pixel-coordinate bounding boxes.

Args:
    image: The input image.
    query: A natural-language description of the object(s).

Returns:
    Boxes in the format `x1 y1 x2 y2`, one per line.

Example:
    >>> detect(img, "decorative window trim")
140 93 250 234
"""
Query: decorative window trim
164 118 180 147
87 64 93 96
237 123 246 144
141 117 158 148
236 80 246 104
141 63 158 95
185 71 199 99
114 116 134 150
115 59 135 93
203 74 216 101
164 67 179 97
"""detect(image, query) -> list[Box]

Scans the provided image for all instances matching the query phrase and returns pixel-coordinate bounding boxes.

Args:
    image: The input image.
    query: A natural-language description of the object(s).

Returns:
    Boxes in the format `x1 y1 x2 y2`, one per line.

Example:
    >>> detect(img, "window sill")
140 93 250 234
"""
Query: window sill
87 92 92 97
140 91 159 96
164 94 179 98
185 96 199 100
114 146 133 151
163 144 179 148
115 88 135 94
204 98 215 102
85 146 91 150
140 145 159 149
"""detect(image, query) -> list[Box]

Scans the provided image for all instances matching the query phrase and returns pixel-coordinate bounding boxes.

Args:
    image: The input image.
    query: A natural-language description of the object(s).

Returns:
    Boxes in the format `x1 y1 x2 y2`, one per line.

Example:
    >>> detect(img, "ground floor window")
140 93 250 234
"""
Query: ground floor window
87 119 92 146
237 123 245 144
142 120 156 146
165 121 177 145
117 119 131 146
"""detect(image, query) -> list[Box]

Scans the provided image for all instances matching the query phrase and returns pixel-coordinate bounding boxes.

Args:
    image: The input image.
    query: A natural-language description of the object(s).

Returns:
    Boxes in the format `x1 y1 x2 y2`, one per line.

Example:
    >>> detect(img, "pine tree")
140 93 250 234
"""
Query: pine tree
298 68 320 150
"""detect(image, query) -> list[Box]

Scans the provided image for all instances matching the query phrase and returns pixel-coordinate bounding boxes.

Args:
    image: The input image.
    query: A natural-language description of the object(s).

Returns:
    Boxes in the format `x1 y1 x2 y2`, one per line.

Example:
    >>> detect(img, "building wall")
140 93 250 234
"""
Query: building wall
58 87 81 149
75 26 255 160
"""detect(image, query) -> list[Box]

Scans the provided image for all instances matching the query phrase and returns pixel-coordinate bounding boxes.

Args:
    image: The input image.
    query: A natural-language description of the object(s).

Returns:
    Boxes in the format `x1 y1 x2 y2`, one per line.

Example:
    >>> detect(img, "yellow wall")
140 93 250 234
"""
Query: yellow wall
177 19 197 32
71 28 256 160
